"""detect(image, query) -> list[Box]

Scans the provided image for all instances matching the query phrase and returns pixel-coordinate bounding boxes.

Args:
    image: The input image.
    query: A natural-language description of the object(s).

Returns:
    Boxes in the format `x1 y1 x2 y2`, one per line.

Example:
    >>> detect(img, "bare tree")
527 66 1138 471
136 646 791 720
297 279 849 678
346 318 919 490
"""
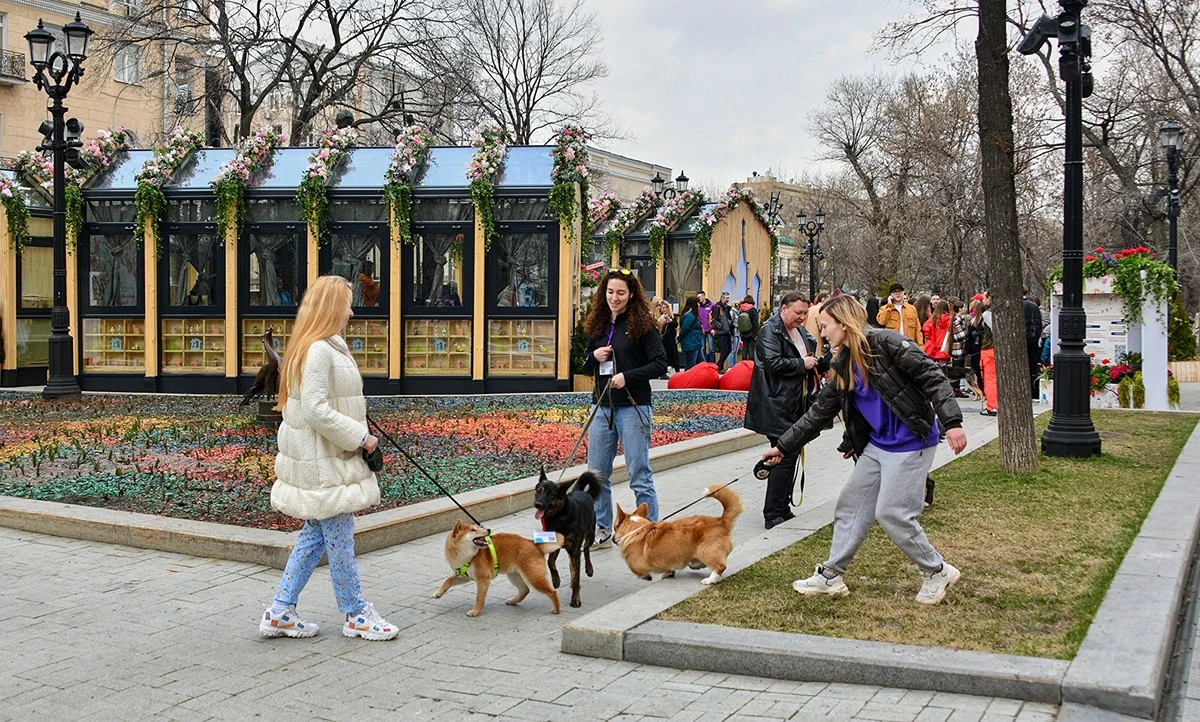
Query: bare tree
428 0 610 143
977 0 1038 473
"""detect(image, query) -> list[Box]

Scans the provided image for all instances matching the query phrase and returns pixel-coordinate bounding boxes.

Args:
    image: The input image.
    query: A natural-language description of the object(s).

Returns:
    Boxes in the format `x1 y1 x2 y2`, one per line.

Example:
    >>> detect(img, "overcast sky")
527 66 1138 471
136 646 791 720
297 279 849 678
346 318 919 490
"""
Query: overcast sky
584 0 958 191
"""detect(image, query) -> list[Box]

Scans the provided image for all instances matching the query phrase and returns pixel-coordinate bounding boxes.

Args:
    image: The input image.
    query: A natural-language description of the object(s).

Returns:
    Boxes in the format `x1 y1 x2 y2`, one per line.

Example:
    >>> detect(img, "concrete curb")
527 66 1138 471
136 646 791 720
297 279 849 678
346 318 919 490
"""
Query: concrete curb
0 427 762 568
561 419 1200 718
1060 421 1200 718
625 621 1069 703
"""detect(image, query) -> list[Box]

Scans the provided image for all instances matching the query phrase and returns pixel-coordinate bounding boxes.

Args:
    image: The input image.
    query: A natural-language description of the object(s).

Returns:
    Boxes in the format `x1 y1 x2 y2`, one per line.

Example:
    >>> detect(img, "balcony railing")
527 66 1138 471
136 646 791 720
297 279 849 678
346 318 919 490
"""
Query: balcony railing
0 49 28 83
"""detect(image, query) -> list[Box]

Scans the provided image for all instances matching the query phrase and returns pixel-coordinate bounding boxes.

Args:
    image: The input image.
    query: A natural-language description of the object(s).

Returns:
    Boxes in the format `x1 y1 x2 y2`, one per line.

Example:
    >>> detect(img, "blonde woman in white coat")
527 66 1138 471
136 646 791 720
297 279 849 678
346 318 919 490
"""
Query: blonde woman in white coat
258 276 399 641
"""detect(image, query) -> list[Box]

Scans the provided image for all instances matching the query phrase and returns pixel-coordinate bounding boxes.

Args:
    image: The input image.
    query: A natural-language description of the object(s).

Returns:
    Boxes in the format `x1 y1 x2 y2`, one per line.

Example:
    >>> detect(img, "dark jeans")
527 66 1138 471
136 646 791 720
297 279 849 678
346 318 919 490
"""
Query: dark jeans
739 336 757 362
682 348 702 369
703 332 715 363
715 334 733 370
950 354 965 391
764 436 800 523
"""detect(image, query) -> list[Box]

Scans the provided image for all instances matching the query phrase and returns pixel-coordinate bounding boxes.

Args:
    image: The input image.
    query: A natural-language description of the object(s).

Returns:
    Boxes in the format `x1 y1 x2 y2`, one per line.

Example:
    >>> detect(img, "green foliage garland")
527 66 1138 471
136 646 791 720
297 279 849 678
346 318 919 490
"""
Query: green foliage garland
549 125 589 244
297 126 358 246
213 128 283 244
64 185 83 253
1168 294 1198 361
0 176 30 253
384 124 434 245
604 188 659 262
134 127 204 254
1047 245 1180 326
648 190 705 262
467 126 508 251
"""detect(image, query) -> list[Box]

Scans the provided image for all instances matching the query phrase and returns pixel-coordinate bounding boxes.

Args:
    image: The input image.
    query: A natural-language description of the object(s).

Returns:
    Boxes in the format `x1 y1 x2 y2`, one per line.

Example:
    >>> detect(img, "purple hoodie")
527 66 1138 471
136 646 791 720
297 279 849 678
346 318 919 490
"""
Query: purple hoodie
698 298 713 333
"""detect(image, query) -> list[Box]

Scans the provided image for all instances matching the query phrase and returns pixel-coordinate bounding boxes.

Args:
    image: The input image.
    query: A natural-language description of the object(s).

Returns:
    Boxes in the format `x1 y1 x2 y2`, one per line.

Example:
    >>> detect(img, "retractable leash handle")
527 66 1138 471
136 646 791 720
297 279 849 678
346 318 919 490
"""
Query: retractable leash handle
365 413 488 529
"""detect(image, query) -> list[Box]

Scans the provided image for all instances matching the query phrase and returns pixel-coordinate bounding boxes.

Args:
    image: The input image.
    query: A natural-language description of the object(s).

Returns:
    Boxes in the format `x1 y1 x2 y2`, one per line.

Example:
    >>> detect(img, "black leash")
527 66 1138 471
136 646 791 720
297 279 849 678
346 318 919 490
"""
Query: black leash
366 413 486 528
557 378 612 483
658 476 743 522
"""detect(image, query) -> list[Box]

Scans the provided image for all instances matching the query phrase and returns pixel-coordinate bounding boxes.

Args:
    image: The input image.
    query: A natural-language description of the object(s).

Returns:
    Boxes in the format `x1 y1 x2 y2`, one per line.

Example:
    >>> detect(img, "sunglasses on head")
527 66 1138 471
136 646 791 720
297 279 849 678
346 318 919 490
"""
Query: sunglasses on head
607 268 633 277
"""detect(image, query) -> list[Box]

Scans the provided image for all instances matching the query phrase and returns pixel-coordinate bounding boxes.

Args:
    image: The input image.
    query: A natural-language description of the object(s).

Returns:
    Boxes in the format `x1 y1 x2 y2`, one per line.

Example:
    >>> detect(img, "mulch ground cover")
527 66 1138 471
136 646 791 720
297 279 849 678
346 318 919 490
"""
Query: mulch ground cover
0 391 746 531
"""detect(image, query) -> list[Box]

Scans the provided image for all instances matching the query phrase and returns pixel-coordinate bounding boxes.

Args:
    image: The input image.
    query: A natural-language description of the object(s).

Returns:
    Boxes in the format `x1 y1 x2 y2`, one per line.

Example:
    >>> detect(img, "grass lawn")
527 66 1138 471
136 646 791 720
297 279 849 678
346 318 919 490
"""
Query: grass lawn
660 410 1199 660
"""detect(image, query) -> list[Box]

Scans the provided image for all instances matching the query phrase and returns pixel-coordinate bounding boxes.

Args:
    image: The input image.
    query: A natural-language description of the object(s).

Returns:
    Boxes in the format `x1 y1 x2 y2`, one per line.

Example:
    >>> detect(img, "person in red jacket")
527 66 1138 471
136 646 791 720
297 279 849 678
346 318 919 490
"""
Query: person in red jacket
922 299 952 365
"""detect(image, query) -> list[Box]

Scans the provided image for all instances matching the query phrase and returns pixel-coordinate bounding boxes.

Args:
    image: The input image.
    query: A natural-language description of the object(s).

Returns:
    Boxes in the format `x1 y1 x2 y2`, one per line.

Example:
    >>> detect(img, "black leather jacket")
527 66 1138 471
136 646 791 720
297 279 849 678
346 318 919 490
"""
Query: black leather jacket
744 313 829 439
777 329 963 457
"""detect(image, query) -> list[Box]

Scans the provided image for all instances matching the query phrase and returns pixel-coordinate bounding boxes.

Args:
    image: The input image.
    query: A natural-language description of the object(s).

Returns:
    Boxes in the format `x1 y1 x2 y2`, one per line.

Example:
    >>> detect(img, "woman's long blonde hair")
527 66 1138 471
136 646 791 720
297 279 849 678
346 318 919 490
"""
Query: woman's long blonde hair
822 294 873 392
275 276 352 410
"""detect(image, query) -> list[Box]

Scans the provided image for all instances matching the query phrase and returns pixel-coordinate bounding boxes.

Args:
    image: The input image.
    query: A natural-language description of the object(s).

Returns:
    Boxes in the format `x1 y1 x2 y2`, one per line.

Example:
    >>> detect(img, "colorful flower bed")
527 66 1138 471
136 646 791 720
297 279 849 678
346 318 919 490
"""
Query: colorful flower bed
0 391 747 531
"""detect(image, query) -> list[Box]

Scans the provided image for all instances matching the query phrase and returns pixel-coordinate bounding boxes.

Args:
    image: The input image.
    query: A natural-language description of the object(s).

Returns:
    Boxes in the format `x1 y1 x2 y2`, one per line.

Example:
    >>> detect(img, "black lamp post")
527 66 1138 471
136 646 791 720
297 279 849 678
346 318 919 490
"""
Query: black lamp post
651 170 688 200
1160 119 1183 270
1019 0 1101 457
797 209 825 302
26 14 91 400
25 15 89 398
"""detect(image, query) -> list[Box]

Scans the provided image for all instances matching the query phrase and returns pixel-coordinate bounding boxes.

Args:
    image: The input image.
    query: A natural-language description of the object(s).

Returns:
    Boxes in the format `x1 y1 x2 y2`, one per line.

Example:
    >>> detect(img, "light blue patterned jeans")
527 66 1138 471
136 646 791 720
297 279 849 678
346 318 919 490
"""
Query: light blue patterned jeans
274 512 365 614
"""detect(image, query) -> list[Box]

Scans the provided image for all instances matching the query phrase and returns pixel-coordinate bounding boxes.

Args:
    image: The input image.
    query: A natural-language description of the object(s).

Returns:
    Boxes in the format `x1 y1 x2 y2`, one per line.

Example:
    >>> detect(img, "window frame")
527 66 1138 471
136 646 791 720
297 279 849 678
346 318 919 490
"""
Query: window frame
114 44 144 85
79 224 145 314
159 220 226 314
322 219 389 317
239 220 307 313
485 217 559 318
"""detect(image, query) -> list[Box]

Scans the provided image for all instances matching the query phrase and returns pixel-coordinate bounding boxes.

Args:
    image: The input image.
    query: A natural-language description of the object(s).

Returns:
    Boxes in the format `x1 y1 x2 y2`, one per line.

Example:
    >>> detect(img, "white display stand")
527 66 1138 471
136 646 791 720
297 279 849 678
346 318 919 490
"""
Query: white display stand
1049 271 1169 410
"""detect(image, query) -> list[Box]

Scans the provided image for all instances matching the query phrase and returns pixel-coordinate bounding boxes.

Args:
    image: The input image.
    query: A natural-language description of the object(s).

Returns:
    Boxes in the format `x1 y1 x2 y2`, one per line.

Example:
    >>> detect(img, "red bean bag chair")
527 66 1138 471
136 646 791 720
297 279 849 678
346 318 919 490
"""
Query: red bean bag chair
667 362 721 390
718 360 754 391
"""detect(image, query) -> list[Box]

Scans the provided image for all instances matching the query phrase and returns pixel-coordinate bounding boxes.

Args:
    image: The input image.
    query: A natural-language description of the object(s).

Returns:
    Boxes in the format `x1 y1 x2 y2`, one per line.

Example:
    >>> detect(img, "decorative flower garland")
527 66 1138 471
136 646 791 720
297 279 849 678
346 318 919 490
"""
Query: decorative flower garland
648 189 706 262
549 125 590 244
0 174 31 253
1047 245 1179 325
694 185 780 269
297 126 358 246
134 127 204 250
66 128 132 246
588 189 621 229
467 125 508 251
384 124 434 246
213 128 283 244
14 151 54 193
604 188 659 261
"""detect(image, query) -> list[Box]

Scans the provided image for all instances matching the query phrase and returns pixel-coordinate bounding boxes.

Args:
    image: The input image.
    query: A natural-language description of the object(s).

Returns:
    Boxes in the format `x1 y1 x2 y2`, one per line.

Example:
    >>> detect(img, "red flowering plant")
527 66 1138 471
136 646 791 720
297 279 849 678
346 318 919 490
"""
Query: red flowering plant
1050 245 1179 326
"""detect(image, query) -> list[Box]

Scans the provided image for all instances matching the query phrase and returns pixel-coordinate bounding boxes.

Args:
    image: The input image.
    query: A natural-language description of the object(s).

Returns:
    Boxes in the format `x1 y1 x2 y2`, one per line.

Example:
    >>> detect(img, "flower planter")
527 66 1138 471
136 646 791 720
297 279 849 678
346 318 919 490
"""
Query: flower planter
1091 384 1120 409
572 374 594 393
1168 360 1200 383
1038 379 1054 405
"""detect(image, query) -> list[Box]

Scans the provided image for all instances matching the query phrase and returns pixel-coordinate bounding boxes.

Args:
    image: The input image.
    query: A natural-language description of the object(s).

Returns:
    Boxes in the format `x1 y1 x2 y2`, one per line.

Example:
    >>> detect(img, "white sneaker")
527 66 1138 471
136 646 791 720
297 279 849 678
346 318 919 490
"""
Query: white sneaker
592 527 613 550
259 607 319 638
792 565 850 598
343 602 400 641
916 563 961 605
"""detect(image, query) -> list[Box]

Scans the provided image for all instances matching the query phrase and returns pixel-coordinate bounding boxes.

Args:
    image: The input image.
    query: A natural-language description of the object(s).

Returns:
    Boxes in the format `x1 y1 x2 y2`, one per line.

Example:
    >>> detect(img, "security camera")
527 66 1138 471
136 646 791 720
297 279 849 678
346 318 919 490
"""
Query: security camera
1017 14 1059 55
65 118 84 142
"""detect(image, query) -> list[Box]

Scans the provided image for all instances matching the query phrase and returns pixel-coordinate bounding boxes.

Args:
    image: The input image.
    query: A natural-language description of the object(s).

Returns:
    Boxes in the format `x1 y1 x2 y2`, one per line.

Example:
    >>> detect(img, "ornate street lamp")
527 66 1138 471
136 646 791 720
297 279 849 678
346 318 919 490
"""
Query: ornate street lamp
26 14 92 399
797 209 825 302
1160 119 1183 270
651 171 688 199
1019 0 1101 457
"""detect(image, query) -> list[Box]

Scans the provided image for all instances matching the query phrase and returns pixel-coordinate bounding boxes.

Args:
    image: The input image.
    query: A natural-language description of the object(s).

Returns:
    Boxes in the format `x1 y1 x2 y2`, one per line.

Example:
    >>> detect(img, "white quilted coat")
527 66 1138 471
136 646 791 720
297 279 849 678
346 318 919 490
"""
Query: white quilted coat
271 336 380 520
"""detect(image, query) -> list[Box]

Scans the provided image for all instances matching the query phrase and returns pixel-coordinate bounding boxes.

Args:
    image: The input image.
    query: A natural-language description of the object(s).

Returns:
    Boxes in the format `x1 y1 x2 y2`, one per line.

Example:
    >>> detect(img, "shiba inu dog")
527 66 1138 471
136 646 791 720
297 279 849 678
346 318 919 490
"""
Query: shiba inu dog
434 521 564 617
613 484 743 585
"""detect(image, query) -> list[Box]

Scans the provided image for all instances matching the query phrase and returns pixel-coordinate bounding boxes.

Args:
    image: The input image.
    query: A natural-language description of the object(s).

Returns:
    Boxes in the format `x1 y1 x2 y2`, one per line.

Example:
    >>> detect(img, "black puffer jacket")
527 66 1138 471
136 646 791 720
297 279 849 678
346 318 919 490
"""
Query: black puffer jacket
777 329 963 457
744 313 829 439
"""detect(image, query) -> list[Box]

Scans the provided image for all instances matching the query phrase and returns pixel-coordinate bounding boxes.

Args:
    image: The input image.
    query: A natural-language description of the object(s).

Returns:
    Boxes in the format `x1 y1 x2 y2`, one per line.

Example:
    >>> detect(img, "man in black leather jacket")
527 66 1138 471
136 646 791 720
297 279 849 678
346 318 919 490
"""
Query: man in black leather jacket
744 292 830 529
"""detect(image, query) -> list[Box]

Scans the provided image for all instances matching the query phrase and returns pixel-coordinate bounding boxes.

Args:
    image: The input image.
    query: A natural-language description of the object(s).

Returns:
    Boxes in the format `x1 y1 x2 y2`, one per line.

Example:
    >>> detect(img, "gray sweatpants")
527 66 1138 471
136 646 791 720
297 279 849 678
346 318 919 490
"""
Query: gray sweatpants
824 443 944 576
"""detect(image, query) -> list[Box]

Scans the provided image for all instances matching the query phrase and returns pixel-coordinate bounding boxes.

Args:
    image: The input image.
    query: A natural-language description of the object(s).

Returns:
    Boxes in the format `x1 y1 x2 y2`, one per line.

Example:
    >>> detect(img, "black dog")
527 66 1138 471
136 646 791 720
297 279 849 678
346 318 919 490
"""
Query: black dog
533 467 601 608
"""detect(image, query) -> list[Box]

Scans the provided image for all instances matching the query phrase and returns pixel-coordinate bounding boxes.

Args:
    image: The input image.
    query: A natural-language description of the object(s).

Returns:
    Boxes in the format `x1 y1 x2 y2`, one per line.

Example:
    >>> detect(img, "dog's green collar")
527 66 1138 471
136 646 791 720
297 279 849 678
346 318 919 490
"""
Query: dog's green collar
455 535 500 577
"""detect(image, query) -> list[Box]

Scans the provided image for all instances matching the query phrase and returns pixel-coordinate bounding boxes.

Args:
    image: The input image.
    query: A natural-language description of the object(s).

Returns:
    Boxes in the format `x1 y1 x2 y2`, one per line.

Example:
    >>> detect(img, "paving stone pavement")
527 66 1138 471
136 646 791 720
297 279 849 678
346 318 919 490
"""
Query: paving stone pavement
0 399 1062 721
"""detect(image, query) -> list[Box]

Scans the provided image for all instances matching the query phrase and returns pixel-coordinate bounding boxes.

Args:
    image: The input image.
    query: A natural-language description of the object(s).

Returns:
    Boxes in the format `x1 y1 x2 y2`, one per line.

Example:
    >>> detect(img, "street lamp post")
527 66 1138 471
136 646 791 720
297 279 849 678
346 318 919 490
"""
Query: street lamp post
651 170 689 200
1019 0 1101 457
1160 120 1183 270
796 209 825 302
26 14 92 400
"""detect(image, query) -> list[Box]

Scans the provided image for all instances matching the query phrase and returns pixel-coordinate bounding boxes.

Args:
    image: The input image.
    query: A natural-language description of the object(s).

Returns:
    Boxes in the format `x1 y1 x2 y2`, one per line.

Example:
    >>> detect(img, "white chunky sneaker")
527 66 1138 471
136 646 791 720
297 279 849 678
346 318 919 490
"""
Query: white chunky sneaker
343 602 400 641
916 563 961 605
792 565 850 598
592 527 613 550
259 607 319 638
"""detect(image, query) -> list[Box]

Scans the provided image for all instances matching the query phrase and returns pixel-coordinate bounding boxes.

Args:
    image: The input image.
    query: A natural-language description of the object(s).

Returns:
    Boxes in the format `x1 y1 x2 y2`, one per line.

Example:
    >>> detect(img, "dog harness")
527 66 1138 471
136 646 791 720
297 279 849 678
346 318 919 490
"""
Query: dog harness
455 535 500 577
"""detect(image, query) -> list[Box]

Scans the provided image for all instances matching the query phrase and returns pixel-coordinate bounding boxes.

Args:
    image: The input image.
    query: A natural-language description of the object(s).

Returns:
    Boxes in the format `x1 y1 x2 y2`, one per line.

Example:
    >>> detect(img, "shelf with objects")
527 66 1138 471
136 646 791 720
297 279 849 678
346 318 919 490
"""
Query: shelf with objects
159 149 233 383
1 167 56 387
76 149 153 389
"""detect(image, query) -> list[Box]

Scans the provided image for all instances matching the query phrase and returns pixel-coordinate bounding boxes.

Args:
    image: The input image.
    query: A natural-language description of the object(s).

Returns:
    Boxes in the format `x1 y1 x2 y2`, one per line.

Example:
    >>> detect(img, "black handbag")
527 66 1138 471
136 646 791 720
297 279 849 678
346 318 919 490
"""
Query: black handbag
361 446 384 472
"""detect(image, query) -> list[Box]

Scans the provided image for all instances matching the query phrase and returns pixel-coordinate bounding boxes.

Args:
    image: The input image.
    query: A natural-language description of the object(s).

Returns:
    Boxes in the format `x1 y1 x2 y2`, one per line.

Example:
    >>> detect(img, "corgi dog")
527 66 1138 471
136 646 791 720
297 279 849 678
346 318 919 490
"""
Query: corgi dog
613 484 743 585
434 521 563 617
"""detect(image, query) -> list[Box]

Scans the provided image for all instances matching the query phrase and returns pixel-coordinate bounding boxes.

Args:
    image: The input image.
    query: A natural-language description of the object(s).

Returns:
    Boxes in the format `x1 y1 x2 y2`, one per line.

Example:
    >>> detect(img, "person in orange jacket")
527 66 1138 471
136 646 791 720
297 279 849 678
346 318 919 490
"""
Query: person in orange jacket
877 283 923 344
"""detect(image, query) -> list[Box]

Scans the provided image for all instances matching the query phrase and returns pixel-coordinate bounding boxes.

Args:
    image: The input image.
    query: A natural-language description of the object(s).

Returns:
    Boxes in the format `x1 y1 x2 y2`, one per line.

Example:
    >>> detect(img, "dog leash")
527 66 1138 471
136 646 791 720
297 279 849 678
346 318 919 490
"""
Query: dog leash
366 413 487 528
657 476 743 522
557 378 612 484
